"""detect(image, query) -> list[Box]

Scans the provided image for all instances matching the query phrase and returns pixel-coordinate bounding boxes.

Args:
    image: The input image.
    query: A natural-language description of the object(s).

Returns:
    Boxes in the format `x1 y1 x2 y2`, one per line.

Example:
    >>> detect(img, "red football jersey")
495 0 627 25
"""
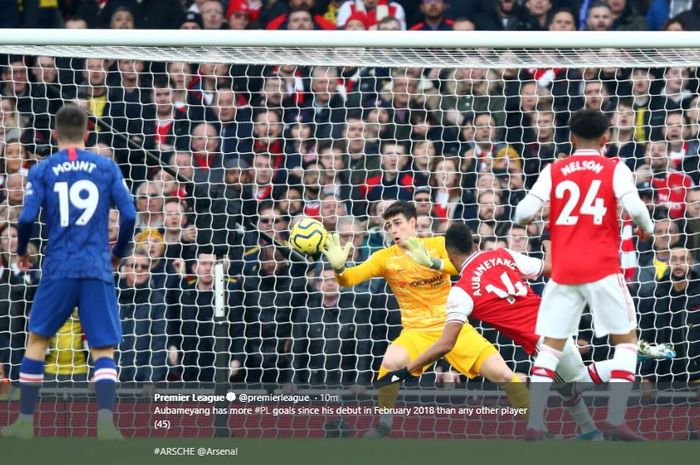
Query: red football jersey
447 248 542 355
543 152 625 284
651 172 693 219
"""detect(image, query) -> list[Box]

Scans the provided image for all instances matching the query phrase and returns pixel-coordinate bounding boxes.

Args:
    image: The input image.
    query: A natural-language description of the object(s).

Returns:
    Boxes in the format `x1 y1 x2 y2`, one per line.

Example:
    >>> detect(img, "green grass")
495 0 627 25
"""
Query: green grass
1 438 698 465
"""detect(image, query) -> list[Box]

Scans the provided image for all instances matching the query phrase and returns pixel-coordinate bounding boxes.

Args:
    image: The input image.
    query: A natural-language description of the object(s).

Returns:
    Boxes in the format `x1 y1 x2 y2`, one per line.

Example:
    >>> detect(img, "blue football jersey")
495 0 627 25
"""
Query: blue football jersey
19 148 136 282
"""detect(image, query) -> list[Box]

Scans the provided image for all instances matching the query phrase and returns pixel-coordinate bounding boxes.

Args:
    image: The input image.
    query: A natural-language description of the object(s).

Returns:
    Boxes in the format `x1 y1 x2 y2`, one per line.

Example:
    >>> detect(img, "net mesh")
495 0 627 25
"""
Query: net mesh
0 43 698 439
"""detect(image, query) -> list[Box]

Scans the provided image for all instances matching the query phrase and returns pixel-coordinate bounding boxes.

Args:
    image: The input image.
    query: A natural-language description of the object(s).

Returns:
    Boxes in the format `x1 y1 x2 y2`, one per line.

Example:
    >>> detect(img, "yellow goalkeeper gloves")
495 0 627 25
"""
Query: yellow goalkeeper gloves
322 233 352 272
405 237 443 271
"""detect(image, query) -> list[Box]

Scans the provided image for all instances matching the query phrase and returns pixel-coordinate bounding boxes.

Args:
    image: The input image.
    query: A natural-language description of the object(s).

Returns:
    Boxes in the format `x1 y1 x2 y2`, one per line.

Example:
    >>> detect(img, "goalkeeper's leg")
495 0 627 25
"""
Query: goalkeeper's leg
475 352 530 412
0 332 49 439
366 343 411 438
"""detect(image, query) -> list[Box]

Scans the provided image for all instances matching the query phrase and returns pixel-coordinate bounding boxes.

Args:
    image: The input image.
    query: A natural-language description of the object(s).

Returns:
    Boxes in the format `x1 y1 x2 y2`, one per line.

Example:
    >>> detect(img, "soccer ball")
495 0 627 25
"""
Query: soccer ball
290 217 327 255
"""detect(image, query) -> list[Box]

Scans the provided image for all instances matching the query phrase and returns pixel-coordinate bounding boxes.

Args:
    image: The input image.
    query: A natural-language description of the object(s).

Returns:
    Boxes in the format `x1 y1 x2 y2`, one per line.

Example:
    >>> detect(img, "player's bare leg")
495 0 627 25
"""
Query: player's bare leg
91 347 123 440
1 332 49 439
599 330 646 441
477 352 530 413
365 344 411 438
526 336 566 440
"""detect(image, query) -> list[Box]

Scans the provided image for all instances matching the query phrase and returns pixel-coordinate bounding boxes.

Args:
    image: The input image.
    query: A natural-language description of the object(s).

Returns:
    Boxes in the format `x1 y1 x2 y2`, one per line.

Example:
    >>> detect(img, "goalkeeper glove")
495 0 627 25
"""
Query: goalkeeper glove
374 368 418 389
322 233 352 272
405 237 443 271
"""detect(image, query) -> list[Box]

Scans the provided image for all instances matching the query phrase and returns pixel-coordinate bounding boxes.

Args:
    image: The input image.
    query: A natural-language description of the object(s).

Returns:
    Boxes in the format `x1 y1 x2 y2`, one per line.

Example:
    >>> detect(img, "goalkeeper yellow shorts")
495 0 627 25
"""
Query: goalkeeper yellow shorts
391 325 498 379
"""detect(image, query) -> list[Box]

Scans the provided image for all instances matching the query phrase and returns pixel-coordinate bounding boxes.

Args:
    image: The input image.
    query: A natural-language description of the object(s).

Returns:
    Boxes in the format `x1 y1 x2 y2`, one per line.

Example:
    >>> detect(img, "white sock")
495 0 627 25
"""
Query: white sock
528 345 562 431
607 343 637 425
18 413 33 422
97 408 113 424
580 360 614 384
380 414 393 428
565 398 597 434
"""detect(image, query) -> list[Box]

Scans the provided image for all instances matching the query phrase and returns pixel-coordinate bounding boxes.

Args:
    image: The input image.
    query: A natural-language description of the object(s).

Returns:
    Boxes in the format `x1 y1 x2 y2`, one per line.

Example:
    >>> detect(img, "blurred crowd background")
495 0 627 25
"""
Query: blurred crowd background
0 0 698 391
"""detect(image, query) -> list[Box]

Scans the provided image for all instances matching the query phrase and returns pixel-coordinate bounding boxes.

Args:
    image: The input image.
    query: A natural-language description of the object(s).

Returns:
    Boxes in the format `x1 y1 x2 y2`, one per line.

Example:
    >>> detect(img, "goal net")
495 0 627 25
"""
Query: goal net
0 30 697 440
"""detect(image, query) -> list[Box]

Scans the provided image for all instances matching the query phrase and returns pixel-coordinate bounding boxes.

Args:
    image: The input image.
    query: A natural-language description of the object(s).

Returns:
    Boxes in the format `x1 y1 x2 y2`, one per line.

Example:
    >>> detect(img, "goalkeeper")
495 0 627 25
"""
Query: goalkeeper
323 200 529 438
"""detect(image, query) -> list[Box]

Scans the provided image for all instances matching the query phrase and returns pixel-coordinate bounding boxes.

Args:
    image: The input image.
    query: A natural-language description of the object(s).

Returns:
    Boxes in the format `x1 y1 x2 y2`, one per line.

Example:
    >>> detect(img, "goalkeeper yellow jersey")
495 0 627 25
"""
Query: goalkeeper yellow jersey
45 310 89 377
336 236 458 330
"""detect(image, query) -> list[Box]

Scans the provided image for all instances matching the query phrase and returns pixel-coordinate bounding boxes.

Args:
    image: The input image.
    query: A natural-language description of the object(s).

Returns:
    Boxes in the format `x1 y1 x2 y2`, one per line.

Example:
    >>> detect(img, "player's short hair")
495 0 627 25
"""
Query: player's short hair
445 222 474 255
382 200 417 221
55 104 87 143
569 108 609 140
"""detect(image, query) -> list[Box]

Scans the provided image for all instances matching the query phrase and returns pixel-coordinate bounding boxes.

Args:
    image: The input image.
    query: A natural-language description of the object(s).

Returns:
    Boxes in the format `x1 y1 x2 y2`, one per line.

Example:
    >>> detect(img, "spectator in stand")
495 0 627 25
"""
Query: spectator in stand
1 142 28 188
1 57 31 121
242 245 304 383
415 213 434 237
646 0 693 30
303 66 347 140
413 185 433 217
108 209 120 250
473 189 508 237
674 0 700 30
452 16 476 30
629 68 654 143
191 62 230 115
336 0 407 29
433 67 506 128
267 0 337 30
167 249 243 382
506 223 530 254
607 0 648 30
320 193 349 233
582 79 614 113
585 2 614 30
361 141 415 205
292 267 372 385
429 157 461 221
523 0 552 29
548 7 577 30
639 246 700 382
0 173 25 225
346 116 380 185
117 249 168 382
109 6 135 29
162 199 197 268
253 109 292 179
134 180 165 232
128 76 190 183
200 0 226 29
197 158 248 270
227 0 252 29
465 112 520 176
166 62 193 112
250 151 277 206
0 223 38 382
634 217 681 298
521 110 566 188
650 67 692 130
180 11 204 29
189 122 226 185
641 140 694 219
608 99 647 170
409 0 453 30
0 98 22 154
29 56 70 134
474 0 540 30
243 201 288 251
318 142 349 195
211 88 254 163
663 111 693 171
685 187 700 261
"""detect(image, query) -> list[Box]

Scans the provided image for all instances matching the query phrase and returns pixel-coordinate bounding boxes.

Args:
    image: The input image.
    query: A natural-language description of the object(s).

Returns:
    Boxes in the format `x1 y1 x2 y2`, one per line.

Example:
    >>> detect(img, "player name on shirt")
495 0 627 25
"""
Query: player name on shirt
560 160 604 176
51 160 97 176
470 256 518 296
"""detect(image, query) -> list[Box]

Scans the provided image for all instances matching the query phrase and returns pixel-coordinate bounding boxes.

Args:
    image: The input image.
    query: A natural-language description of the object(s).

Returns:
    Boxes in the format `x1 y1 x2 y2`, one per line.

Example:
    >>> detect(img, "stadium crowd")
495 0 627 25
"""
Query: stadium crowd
0 0 699 390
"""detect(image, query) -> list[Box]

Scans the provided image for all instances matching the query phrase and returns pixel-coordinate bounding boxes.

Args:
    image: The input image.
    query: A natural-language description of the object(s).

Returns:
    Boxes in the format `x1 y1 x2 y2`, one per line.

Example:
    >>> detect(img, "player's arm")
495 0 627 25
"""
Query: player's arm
17 166 45 270
505 248 547 280
514 164 551 225
110 162 137 261
323 233 383 287
403 236 457 273
614 162 654 239
375 287 472 387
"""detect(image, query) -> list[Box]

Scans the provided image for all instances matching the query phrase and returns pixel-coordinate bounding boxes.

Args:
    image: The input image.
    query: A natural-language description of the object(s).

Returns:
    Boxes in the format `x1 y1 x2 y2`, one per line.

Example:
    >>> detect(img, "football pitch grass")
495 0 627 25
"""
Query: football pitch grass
1 438 698 465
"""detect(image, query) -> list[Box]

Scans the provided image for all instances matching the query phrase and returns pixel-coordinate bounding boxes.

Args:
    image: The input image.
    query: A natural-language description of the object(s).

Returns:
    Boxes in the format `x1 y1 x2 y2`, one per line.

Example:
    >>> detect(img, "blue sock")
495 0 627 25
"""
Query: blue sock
94 357 118 417
19 357 45 417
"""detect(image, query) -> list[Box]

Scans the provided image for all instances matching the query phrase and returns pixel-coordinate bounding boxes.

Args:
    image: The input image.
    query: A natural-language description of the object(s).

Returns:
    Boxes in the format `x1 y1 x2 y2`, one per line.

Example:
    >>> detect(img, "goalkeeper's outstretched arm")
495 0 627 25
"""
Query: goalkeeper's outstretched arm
322 233 383 287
